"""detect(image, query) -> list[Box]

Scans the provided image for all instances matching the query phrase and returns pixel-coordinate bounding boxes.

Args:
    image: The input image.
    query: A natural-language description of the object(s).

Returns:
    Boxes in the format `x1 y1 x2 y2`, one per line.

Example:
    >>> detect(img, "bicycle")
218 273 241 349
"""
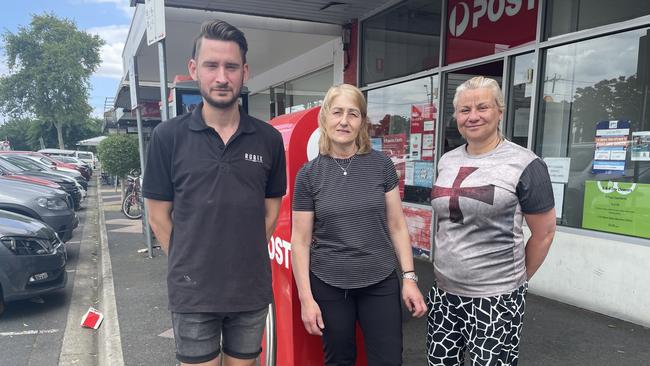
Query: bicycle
121 169 143 220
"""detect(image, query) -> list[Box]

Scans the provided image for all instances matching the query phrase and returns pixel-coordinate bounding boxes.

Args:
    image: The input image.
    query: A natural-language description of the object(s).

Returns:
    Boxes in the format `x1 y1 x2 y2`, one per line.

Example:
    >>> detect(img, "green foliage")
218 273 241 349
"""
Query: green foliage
0 13 104 149
0 117 103 150
97 135 140 178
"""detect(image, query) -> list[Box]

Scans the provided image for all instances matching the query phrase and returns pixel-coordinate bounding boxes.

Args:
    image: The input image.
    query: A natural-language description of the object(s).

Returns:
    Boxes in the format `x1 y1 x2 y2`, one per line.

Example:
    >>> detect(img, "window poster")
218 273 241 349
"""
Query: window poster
382 134 407 199
403 205 432 258
413 161 434 188
592 120 630 174
404 161 414 186
582 181 650 238
409 133 422 160
631 131 650 161
371 137 383 152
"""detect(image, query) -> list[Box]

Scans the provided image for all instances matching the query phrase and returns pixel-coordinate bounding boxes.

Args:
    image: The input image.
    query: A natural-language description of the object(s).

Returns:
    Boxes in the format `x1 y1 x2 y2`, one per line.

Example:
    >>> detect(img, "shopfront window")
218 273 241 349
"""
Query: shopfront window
249 90 271 122
367 75 439 257
284 67 333 114
442 62 503 154
361 0 441 86
366 75 439 205
545 0 650 39
536 28 650 239
506 53 536 148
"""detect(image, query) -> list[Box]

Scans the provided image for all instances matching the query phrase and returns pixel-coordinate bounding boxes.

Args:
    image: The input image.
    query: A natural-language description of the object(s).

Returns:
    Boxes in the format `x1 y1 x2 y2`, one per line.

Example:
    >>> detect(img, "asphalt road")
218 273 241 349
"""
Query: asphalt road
0 182 97 366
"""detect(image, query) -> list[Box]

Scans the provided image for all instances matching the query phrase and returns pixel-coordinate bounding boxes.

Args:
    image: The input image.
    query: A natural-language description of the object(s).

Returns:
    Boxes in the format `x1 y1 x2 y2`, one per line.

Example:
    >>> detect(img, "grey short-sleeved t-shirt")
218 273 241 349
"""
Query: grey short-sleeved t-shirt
293 149 399 289
431 140 554 297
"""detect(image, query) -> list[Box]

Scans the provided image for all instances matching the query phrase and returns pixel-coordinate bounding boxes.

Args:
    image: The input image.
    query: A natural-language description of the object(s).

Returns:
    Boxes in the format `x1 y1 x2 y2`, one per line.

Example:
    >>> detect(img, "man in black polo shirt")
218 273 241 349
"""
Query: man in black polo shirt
143 20 286 366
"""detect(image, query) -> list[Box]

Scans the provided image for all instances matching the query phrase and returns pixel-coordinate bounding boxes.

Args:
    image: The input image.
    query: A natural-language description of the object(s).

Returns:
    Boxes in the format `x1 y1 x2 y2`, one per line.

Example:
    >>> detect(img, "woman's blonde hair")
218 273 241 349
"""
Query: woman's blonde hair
452 76 505 113
318 84 372 156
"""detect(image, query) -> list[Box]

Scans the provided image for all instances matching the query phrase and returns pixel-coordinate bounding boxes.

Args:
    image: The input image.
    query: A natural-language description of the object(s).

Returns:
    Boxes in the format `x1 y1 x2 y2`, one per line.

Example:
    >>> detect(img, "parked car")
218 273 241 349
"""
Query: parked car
0 156 83 210
0 153 88 190
0 177 78 242
38 148 96 170
50 155 92 178
0 209 67 315
0 151 88 183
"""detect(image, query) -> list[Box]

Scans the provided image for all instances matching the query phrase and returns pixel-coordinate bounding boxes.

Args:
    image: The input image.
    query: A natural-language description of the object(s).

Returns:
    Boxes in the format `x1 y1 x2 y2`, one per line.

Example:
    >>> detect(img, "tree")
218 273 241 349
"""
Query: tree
0 116 103 151
97 134 140 178
0 13 104 149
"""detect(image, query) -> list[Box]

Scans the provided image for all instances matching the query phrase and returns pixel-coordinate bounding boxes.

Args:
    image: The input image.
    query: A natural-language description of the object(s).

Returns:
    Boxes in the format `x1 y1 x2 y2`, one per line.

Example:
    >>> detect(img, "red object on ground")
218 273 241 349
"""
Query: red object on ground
81 307 104 330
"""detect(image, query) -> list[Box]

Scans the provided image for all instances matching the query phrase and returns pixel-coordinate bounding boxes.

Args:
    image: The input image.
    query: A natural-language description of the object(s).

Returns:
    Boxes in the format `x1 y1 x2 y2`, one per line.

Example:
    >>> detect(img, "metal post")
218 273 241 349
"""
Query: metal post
158 39 169 121
130 56 154 258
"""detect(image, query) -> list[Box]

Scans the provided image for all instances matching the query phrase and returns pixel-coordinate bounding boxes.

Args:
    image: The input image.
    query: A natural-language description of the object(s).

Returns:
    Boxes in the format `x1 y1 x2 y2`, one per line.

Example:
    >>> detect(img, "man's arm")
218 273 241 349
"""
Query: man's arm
145 198 173 255
264 197 282 241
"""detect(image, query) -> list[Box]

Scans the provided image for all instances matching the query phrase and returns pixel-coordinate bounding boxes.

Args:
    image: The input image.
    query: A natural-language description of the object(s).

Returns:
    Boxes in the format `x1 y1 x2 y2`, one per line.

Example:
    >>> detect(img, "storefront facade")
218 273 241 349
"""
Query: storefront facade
357 0 650 326
123 0 650 327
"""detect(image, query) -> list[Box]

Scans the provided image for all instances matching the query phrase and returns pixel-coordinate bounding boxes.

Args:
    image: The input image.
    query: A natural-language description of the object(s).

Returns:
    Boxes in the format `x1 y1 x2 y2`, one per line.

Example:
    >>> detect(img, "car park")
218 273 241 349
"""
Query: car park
0 209 67 316
0 153 88 190
0 177 78 242
50 155 92 178
0 156 83 210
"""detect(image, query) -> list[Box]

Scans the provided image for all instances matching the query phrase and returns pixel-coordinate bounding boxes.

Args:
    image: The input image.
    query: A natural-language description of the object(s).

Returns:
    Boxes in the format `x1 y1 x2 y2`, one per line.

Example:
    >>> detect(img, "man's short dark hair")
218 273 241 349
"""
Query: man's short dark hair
192 20 248 63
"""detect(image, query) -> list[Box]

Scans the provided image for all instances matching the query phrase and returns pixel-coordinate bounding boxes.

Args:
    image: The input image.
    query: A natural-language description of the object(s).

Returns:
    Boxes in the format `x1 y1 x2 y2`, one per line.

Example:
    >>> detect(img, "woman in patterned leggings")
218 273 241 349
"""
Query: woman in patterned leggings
428 76 557 366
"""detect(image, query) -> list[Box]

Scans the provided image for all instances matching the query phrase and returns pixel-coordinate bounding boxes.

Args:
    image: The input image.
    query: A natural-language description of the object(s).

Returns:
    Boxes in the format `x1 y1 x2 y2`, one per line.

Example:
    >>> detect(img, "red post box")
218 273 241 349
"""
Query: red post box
262 107 368 366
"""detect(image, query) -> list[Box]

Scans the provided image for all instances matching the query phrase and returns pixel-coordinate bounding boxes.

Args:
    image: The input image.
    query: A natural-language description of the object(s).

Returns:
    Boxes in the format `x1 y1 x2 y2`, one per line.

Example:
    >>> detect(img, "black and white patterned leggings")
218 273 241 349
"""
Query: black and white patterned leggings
426 283 528 366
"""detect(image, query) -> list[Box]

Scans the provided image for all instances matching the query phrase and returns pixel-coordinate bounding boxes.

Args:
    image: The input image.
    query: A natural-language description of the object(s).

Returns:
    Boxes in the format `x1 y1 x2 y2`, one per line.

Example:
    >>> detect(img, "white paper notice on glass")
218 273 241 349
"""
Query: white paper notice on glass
543 157 571 183
424 121 435 131
404 161 414 186
551 183 564 219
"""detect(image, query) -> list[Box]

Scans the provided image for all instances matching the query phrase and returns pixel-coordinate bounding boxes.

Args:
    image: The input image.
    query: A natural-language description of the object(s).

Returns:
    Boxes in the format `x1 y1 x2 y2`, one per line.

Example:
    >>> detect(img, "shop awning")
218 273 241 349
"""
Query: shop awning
77 136 108 146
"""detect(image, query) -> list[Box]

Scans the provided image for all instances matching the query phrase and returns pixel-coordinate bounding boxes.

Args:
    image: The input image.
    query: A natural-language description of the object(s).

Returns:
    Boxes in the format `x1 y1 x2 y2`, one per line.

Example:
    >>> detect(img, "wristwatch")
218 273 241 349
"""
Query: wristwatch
402 271 418 283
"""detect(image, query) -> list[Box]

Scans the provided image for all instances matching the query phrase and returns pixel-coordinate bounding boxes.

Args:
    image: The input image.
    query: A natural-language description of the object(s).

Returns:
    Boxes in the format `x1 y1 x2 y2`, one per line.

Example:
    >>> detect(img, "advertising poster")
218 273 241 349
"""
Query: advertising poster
544 157 571 183
404 161 414 186
410 105 424 134
403 205 432 258
551 183 564 219
409 133 422 160
592 120 630 174
413 161 434 188
371 137 383 152
422 133 435 161
582 181 650 238
631 131 650 161
382 134 407 199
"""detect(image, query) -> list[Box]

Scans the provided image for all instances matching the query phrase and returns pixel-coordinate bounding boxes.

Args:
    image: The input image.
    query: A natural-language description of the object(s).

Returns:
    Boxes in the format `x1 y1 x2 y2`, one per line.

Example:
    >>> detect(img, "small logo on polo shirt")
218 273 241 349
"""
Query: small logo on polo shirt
244 153 264 164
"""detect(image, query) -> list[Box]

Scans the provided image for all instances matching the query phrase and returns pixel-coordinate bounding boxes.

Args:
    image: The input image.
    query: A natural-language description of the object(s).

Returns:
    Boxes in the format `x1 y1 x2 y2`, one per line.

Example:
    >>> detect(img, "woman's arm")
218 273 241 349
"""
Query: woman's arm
385 187 427 318
524 208 556 279
290 210 324 335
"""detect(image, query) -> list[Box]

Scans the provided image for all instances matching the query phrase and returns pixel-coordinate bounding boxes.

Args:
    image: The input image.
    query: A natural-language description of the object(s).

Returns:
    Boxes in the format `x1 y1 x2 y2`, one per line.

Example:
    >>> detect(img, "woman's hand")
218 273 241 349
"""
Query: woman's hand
300 298 325 335
401 280 427 318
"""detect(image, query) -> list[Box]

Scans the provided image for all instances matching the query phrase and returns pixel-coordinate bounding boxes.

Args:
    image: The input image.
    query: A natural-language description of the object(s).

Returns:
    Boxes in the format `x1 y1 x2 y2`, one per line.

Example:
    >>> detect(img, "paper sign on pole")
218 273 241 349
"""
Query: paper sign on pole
145 0 166 46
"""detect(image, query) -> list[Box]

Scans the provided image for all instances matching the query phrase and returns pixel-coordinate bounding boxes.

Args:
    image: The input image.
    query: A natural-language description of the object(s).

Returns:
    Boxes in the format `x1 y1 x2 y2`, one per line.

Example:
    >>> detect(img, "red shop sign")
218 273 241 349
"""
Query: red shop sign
446 0 537 65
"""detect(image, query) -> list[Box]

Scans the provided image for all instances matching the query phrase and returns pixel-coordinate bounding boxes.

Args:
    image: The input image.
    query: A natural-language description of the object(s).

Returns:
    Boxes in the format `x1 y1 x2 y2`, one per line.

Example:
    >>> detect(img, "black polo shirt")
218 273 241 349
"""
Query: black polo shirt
143 103 286 313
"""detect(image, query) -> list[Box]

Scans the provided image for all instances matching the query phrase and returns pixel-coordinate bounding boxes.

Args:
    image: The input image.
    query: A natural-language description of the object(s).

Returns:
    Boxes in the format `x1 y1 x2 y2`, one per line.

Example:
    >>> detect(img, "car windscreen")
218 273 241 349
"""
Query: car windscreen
7 155 49 170
77 153 92 159
0 158 24 173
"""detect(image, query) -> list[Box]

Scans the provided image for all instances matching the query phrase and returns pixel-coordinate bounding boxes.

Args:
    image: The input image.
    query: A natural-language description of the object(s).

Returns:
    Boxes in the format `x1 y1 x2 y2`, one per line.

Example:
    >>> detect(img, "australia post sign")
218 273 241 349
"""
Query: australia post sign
446 0 537 64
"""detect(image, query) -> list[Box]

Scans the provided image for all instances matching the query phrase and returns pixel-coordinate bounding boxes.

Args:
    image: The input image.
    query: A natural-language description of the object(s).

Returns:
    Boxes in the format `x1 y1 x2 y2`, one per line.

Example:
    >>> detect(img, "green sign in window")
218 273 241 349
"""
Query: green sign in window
582 181 650 238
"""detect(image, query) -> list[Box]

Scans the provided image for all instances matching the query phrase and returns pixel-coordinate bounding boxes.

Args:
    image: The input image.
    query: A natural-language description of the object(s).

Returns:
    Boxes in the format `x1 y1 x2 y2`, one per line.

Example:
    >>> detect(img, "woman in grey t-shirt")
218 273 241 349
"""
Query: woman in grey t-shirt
292 84 427 365
428 76 556 366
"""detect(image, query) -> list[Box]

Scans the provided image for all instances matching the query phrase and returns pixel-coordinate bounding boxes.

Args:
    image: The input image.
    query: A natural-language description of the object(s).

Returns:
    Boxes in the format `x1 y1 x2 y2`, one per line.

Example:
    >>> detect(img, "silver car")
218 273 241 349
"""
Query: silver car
0 209 67 315
0 178 78 242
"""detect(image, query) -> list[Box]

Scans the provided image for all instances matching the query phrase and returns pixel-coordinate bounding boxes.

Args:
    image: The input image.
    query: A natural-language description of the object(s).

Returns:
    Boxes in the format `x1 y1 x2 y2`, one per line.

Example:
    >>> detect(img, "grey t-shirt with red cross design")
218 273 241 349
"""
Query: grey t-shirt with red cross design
431 139 554 297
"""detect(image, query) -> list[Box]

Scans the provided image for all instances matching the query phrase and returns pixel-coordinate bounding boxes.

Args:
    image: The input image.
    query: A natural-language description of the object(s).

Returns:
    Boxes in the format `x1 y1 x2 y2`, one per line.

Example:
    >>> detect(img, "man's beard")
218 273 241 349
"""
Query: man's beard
200 81 241 109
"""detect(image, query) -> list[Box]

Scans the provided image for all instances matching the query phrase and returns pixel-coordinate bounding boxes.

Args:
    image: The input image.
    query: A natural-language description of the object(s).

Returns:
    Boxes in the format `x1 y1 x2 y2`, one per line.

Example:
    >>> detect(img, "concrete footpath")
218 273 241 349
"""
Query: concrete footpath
97 186 650 365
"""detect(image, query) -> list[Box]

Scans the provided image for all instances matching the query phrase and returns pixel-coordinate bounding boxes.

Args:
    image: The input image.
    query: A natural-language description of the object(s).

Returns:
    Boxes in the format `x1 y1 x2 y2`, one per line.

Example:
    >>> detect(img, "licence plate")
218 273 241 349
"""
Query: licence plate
33 272 49 281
